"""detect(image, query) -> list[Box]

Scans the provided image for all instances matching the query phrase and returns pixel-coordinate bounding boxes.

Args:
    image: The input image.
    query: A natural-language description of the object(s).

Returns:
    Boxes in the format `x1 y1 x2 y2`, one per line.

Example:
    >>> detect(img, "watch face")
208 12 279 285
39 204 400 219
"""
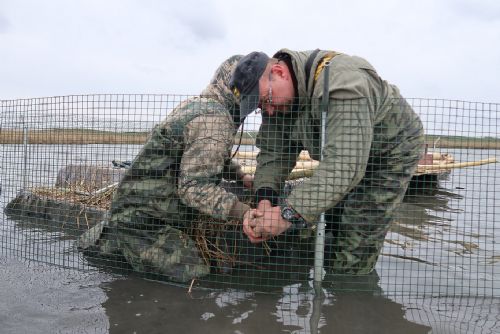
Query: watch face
281 207 295 220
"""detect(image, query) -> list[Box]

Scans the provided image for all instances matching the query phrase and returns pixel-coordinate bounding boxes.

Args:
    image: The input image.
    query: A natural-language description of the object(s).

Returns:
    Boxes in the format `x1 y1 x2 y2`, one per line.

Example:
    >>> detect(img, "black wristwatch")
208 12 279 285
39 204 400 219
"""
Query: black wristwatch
280 204 308 229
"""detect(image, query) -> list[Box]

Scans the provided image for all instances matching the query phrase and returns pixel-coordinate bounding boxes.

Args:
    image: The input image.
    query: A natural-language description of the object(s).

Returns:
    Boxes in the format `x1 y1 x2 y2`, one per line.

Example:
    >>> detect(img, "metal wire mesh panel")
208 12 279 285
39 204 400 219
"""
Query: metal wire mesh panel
1 94 499 298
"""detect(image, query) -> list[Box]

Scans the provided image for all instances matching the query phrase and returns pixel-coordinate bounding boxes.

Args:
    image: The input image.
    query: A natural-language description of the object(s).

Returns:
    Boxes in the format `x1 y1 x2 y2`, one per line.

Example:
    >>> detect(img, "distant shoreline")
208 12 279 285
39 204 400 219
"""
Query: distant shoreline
1 129 499 149
422 135 500 149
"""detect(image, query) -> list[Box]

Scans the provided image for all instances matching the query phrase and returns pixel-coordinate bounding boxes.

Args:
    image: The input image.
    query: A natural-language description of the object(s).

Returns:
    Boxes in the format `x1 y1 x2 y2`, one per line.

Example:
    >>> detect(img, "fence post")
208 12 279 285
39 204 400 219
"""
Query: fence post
21 106 29 191
313 61 331 287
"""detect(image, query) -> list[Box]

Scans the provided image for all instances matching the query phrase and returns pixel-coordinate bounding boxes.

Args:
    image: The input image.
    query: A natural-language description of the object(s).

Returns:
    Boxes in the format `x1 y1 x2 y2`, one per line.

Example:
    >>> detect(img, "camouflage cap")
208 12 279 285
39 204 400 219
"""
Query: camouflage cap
229 51 269 120
201 55 243 111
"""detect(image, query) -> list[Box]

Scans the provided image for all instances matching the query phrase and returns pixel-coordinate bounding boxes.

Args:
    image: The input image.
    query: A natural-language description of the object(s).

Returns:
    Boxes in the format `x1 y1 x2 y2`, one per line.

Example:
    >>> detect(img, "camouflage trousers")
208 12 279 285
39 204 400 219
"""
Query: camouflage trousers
78 204 211 283
323 127 424 275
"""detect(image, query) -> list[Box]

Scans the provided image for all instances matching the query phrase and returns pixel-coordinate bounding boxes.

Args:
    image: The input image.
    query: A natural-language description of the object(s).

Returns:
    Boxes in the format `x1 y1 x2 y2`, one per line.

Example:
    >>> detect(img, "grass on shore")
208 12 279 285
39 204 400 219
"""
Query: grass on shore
0 128 149 145
1 129 499 149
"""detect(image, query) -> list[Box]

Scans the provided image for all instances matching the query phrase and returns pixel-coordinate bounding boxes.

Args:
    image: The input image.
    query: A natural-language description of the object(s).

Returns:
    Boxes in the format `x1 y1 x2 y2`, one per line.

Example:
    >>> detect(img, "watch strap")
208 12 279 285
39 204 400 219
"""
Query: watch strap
280 203 307 229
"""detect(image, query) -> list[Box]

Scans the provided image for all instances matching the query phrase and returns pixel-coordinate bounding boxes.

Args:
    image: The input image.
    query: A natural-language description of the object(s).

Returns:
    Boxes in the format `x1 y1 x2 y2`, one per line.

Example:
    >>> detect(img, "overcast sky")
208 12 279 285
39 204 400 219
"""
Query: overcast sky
1 0 499 103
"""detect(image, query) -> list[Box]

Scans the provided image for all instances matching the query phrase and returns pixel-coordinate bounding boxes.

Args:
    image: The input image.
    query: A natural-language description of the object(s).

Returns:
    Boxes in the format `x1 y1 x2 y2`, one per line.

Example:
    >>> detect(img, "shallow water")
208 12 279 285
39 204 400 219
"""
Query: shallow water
2 257 499 334
1 145 499 333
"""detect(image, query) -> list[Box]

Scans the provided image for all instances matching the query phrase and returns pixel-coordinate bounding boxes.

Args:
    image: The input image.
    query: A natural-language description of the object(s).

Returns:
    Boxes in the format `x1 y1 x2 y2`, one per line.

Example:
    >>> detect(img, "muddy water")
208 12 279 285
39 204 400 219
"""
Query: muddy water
1 145 499 333
0 257 433 334
1 256 498 334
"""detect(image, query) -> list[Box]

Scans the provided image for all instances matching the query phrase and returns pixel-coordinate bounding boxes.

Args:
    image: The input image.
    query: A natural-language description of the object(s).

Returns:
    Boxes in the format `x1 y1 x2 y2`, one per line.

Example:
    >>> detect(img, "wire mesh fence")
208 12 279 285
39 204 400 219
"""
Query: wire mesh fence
1 94 499 297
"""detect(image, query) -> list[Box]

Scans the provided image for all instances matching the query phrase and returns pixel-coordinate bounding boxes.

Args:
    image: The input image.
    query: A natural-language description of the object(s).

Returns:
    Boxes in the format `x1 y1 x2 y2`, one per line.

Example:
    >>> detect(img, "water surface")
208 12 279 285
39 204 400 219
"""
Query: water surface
1 145 499 333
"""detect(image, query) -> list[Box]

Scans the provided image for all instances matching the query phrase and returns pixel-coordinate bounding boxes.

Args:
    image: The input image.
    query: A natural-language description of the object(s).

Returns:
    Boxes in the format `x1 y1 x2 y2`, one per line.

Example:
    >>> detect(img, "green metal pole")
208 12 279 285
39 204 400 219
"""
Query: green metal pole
313 60 331 285
22 111 28 191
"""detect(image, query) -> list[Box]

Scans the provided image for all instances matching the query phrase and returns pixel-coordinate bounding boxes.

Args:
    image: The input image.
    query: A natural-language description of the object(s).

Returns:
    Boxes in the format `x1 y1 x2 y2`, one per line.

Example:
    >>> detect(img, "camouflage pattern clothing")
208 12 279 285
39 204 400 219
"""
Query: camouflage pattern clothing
253 49 425 274
80 56 258 282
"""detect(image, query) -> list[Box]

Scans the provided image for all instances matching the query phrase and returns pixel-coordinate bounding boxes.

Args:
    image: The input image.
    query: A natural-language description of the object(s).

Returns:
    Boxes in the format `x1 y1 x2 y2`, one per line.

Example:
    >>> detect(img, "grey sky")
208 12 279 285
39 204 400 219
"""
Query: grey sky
1 0 499 103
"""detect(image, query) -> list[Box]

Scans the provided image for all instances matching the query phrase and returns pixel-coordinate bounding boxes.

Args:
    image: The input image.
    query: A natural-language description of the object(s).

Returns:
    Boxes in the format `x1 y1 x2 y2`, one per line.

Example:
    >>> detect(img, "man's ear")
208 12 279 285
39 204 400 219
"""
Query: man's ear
272 63 289 80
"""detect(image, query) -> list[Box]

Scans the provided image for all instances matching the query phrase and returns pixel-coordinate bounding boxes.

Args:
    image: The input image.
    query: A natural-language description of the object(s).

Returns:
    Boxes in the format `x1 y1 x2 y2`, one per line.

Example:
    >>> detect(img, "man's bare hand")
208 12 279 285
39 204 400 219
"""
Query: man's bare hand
242 209 266 243
241 174 254 190
252 200 291 240
257 199 272 211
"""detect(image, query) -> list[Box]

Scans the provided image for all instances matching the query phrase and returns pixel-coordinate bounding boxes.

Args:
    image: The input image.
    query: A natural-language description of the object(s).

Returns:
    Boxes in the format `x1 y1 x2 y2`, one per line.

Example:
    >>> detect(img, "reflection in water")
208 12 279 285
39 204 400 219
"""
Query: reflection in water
270 273 432 334
101 273 434 334
101 269 500 333
387 187 481 266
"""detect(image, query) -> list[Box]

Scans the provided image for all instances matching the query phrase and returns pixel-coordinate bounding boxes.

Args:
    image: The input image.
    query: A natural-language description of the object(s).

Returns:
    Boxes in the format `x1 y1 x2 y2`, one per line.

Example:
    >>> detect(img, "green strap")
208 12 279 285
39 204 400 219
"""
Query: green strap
304 49 321 90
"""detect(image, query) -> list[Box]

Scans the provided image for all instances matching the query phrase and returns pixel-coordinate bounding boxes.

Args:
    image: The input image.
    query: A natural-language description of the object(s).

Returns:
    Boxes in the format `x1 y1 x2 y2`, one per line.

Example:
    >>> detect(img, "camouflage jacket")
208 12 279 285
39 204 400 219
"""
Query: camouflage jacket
254 49 424 223
111 55 249 222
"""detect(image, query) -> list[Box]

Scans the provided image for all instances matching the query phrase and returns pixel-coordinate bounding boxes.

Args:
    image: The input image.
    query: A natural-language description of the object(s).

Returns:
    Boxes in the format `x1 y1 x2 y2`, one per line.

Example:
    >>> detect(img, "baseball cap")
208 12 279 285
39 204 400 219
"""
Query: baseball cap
230 51 270 120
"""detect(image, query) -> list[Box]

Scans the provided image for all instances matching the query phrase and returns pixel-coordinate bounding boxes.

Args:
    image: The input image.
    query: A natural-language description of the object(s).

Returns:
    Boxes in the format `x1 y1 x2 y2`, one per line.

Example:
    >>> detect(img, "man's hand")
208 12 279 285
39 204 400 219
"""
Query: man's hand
253 205 291 239
241 174 254 190
257 199 272 211
243 200 292 243
242 209 266 243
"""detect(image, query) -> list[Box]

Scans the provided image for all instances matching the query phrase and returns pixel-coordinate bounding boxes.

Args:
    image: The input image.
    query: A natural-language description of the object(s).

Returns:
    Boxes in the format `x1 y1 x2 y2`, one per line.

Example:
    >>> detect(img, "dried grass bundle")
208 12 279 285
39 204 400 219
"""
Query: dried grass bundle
189 218 239 269
31 183 116 210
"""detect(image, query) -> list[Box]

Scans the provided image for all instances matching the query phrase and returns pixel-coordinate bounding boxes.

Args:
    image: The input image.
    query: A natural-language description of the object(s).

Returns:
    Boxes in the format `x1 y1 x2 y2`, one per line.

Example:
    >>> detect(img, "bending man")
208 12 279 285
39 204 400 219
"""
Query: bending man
79 55 259 282
230 49 424 274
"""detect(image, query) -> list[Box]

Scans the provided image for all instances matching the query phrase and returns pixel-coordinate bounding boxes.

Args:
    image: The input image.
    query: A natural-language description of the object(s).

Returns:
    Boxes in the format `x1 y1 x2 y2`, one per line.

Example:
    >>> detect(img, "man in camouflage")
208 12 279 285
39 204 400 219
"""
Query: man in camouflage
231 49 424 274
79 55 261 282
